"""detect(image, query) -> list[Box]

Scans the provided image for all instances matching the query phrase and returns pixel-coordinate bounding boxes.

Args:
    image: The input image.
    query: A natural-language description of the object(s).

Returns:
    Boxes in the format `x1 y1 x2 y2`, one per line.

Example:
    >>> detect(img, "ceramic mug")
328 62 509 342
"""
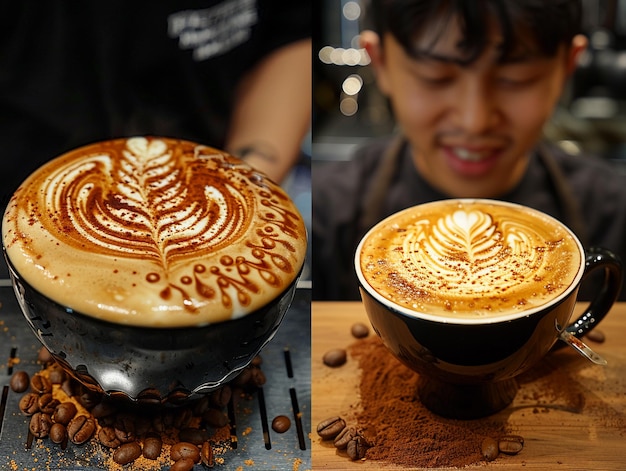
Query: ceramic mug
355 199 622 419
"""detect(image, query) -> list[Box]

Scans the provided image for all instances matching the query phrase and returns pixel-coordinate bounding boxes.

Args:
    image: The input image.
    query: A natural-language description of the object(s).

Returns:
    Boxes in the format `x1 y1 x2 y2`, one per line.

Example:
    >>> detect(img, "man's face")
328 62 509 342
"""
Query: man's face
365 19 584 198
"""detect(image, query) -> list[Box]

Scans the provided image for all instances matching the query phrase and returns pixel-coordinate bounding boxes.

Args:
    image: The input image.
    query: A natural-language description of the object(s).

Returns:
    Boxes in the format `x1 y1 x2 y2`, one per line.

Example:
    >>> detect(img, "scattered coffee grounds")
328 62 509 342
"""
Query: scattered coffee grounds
322 348 347 367
350 322 370 339
350 336 510 468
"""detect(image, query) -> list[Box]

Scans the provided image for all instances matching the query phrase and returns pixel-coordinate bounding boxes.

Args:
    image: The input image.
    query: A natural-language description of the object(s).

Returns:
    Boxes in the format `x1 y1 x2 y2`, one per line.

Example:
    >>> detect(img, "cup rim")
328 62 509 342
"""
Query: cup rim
4 247 302 330
354 198 585 325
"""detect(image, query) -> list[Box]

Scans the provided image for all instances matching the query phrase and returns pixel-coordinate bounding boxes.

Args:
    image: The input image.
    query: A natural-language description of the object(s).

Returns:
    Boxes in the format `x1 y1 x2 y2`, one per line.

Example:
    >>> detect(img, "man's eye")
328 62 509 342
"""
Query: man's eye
497 76 538 87
419 75 454 86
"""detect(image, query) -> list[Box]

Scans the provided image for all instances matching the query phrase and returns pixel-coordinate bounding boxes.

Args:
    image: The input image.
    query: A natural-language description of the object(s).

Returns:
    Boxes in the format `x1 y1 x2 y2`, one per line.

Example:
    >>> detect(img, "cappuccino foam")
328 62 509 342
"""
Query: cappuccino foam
358 200 583 319
3 137 307 327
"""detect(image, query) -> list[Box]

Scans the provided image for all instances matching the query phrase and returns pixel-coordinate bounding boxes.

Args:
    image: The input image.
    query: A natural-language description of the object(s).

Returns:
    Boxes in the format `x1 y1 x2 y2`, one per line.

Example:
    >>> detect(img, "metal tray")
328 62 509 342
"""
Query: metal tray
0 283 311 470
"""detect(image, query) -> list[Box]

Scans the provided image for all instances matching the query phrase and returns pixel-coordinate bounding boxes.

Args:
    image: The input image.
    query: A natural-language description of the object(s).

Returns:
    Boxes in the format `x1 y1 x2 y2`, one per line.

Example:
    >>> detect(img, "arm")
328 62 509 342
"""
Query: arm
225 38 312 184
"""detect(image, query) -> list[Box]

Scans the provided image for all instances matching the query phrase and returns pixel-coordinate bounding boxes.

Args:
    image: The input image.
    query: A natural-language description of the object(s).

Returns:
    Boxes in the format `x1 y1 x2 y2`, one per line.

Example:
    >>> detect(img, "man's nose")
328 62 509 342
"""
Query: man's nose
455 81 500 134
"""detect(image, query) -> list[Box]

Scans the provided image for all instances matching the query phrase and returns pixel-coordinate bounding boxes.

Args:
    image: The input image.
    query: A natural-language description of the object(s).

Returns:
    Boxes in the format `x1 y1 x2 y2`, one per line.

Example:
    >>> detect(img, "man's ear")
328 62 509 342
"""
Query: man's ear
361 30 391 95
567 34 588 76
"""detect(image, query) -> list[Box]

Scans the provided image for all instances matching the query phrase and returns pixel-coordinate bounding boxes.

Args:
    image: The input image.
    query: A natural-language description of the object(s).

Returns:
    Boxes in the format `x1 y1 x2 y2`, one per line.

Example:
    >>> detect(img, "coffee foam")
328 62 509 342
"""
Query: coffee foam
3 137 307 327
357 199 583 320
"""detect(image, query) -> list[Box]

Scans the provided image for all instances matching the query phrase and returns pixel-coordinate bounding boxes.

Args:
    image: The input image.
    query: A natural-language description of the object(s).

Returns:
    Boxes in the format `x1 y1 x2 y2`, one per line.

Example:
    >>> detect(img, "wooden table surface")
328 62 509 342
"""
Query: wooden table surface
312 302 626 470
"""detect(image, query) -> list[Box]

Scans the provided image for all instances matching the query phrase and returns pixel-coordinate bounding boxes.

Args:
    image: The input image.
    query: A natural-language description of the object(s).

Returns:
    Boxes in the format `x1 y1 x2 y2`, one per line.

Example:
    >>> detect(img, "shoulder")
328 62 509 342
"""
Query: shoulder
546 143 626 203
547 142 625 180
544 141 626 239
312 137 392 205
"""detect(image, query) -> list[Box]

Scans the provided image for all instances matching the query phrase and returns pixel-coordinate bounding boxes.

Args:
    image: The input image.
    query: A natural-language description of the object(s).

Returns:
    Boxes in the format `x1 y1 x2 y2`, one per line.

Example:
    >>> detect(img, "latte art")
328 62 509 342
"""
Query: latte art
3 137 307 327
358 200 582 318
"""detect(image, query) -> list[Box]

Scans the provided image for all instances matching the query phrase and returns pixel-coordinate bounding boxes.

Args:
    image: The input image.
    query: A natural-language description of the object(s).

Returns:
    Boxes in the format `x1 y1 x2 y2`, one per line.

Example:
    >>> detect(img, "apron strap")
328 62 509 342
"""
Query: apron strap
359 133 407 234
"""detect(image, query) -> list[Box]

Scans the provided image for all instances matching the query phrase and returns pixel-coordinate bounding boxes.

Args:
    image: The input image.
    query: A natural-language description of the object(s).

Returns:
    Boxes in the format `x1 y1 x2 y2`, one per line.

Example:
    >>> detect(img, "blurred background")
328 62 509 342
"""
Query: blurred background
312 0 626 170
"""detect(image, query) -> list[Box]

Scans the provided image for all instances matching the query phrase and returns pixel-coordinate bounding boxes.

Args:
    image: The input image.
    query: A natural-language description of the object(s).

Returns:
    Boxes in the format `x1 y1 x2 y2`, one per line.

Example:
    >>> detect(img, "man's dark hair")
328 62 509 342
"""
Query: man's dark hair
366 0 583 63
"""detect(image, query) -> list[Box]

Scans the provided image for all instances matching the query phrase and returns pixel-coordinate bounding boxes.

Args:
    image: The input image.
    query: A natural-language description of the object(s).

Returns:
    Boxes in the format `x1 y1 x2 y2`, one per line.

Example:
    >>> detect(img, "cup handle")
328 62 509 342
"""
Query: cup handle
565 247 623 338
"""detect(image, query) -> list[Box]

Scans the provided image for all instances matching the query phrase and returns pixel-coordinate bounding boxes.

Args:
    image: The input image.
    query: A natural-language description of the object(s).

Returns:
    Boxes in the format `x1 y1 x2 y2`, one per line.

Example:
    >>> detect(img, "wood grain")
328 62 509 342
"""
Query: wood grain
312 302 626 470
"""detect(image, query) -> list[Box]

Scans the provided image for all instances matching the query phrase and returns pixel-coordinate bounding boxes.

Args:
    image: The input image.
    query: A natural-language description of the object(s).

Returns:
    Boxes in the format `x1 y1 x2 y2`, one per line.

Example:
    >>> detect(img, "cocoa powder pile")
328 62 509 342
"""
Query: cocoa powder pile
350 336 510 468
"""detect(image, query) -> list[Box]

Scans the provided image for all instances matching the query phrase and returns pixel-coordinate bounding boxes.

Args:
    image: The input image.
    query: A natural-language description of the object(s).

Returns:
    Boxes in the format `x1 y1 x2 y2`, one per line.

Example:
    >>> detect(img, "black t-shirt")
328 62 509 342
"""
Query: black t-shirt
312 137 626 301
0 0 310 209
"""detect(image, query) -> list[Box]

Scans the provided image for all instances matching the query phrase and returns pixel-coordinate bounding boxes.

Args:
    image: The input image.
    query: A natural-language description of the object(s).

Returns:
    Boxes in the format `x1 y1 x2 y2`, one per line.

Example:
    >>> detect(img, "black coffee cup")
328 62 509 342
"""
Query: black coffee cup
355 199 622 419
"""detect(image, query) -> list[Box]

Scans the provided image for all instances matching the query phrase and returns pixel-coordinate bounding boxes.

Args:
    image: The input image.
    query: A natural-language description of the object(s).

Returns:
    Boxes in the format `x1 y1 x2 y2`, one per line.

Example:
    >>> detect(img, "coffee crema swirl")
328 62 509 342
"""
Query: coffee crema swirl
3 137 307 327
358 200 582 318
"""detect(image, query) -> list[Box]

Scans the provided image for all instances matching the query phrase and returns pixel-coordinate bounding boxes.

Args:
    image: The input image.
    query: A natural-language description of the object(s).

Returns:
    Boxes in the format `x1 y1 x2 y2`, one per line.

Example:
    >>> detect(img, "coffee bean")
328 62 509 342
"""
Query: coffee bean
113 442 142 465
47 363 66 384
49 422 67 444
152 413 167 433
323 349 347 367
19 393 40 416
250 367 266 387
10 371 30 393
115 427 136 444
173 407 193 429
143 433 163 460
210 385 232 408
232 368 252 387
60 378 76 398
333 426 357 449
316 416 346 440
37 346 53 364
30 373 52 394
97 426 122 449
90 401 117 419
38 393 60 415
76 389 100 409
271 415 291 433
162 410 176 428
30 412 53 438
202 408 229 428
586 329 606 343
351 322 370 339
201 441 214 468
498 435 524 455
135 415 152 436
347 435 368 460
169 458 195 471
481 437 499 461
53 401 78 425
193 396 211 415
67 414 96 445
168 390 191 404
114 413 135 435
178 427 210 445
170 442 201 463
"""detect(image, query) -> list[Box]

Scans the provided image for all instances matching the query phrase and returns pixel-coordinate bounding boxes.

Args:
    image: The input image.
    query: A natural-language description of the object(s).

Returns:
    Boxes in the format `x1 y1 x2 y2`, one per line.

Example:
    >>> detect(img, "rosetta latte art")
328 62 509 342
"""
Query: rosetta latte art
408 209 548 295
359 200 582 318
44 138 251 266
3 137 307 326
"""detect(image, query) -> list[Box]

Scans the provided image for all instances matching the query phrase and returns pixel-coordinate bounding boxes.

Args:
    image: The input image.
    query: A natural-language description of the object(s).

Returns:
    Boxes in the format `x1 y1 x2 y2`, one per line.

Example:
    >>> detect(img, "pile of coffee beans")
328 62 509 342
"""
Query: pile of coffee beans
316 416 370 461
10 347 266 470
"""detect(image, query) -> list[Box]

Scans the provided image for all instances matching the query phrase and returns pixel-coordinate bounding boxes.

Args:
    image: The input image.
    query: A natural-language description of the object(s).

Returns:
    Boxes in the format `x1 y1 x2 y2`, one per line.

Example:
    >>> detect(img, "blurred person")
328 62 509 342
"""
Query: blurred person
0 0 311 208
313 0 626 300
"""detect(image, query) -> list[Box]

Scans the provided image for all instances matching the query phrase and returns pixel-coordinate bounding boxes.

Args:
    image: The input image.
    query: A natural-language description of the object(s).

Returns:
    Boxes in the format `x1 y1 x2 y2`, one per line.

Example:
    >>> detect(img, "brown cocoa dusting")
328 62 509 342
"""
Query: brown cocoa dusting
350 336 510 468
